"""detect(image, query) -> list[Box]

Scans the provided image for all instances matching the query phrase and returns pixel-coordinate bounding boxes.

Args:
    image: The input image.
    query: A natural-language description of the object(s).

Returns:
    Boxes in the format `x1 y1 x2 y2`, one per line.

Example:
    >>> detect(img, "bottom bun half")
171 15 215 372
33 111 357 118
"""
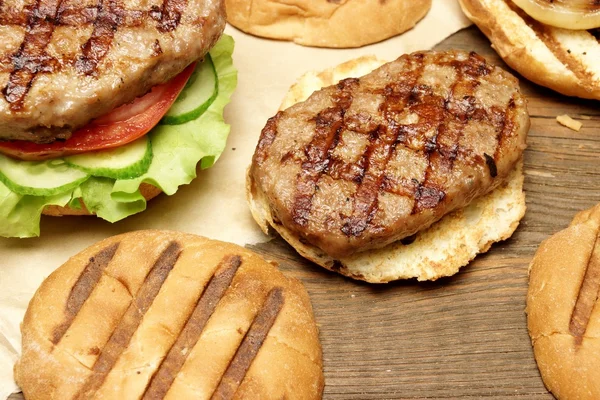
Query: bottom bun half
247 56 526 283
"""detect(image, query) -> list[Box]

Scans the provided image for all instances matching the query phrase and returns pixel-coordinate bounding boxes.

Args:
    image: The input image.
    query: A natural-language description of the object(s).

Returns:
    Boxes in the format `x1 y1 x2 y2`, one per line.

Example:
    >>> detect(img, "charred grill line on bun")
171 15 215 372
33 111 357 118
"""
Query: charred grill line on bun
51 242 120 345
568 237 600 342
211 287 285 399
142 254 243 400
526 203 600 399
16 231 324 399
0 0 237 238
74 241 183 399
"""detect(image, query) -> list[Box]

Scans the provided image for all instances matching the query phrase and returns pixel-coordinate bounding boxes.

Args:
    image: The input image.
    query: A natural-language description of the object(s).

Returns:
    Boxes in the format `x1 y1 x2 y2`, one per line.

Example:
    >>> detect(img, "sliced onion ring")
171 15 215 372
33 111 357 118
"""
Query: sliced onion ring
512 0 600 30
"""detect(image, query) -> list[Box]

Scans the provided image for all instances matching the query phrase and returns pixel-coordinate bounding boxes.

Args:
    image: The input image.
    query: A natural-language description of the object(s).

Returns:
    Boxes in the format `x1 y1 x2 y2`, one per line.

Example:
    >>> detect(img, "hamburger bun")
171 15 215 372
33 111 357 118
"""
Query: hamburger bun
459 0 600 100
42 183 163 217
247 55 527 283
526 202 600 400
14 230 324 399
225 0 432 48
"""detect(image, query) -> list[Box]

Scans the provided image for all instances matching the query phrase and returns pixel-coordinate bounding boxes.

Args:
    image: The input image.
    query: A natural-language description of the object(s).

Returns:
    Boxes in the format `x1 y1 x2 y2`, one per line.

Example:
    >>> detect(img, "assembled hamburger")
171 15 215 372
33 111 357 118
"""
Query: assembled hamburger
0 0 237 237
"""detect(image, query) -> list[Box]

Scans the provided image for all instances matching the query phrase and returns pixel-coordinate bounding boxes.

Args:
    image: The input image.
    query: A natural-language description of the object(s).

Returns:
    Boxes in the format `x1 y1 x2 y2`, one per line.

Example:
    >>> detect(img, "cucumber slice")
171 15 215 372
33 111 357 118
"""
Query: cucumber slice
161 54 218 125
0 154 89 196
65 136 152 179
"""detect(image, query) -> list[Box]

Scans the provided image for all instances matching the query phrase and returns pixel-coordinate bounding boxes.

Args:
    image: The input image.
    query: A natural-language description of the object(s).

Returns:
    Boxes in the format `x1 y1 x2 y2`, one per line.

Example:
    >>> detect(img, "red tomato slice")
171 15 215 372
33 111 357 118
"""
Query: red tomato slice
0 63 196 161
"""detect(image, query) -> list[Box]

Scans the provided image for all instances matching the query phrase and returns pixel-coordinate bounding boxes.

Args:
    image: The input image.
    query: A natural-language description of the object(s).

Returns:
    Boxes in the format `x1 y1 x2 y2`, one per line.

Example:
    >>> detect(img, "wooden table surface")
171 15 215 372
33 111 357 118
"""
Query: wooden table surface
10 26 600 400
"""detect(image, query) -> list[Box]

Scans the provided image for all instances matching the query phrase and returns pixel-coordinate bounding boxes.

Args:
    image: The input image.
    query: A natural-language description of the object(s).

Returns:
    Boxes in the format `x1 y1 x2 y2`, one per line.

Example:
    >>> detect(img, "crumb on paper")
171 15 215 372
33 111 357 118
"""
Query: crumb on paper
556 115 582 131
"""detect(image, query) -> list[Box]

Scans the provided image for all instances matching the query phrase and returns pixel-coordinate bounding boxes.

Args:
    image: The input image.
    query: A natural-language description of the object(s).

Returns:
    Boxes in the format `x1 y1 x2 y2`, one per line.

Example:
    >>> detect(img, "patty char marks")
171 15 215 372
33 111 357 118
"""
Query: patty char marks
75 0 122 76
1 0 189 107
292 78 358 227
158 0 188 32
2 0 64 110
252 50 528 257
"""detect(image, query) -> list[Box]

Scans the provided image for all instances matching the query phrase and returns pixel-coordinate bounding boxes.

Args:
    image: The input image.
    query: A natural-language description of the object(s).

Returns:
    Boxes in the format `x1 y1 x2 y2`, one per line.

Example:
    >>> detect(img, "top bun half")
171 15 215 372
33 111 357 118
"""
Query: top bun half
225 0 432 48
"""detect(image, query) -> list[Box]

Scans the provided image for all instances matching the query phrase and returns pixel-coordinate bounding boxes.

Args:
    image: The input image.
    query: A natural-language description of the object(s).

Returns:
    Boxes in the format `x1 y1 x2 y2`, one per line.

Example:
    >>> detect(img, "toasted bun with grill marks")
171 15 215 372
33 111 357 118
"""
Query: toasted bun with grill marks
42 183 163 217
459 0 600 100
15 230 324 400
246 55 526 283
526 203 600 400
225 0 432 48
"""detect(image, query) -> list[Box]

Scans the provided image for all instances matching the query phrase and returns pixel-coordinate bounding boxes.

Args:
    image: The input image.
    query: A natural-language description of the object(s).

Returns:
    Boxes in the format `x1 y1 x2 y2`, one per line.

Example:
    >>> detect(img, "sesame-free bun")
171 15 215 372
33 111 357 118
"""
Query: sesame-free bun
459 0 600 100
246 56 527 283
42 183 162 217
225 0 432 48
15 230 324 400
526 203 600 400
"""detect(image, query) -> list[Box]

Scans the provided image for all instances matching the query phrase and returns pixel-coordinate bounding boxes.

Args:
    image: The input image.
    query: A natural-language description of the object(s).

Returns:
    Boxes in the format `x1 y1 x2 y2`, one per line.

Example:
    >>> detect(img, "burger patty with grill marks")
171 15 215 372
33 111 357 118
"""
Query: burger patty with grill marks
250 50 529 258
0 0 225 143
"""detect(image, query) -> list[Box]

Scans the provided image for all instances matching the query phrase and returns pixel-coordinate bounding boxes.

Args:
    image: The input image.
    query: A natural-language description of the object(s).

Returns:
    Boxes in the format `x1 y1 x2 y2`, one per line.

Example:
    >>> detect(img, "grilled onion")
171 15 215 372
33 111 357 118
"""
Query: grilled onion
512 0 600 29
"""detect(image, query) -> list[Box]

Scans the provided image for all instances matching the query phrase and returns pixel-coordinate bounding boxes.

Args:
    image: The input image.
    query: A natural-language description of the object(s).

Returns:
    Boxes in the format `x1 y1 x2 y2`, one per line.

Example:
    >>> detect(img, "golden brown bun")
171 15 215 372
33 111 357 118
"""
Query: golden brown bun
225 0 432 48
459 0 600 100
15 230 324 400
246 56 526 283
42 183 162 217
526 203 600 400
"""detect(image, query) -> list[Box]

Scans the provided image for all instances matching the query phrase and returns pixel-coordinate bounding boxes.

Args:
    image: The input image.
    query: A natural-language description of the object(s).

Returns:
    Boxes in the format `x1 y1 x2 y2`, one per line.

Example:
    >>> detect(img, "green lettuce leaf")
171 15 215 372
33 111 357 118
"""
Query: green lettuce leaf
0 181 72 238
0 35 237 238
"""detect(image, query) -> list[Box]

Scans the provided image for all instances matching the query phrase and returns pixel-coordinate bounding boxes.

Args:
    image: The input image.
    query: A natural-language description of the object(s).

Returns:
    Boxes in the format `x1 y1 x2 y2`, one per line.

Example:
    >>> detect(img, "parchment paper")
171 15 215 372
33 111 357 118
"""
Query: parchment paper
0 1 471 397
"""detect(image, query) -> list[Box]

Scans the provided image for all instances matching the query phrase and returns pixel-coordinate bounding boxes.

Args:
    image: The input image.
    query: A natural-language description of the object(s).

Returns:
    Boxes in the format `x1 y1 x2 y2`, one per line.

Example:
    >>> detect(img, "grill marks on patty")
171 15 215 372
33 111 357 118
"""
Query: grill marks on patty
75 0 123 76
50 242 285 399
291 78 357 227
0 0 189 108
341 56 427 237
2 0 65 110
251 51 529 257
158 0 187 32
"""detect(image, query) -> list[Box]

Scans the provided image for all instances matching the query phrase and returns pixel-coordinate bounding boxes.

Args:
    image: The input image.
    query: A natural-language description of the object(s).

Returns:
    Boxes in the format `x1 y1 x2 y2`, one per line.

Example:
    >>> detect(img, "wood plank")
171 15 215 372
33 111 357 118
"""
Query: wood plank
10 26 600 399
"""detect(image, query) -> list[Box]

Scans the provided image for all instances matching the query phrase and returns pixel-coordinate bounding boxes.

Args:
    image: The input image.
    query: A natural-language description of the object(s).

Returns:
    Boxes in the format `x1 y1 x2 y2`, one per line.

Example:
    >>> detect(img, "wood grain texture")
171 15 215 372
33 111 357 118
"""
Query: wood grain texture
9 26 600 400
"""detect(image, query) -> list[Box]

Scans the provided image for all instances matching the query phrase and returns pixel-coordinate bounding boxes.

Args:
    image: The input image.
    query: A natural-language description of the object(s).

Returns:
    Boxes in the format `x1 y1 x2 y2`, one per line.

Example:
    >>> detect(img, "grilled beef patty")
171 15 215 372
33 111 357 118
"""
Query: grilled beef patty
250 50 529 258
0 0 225 143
